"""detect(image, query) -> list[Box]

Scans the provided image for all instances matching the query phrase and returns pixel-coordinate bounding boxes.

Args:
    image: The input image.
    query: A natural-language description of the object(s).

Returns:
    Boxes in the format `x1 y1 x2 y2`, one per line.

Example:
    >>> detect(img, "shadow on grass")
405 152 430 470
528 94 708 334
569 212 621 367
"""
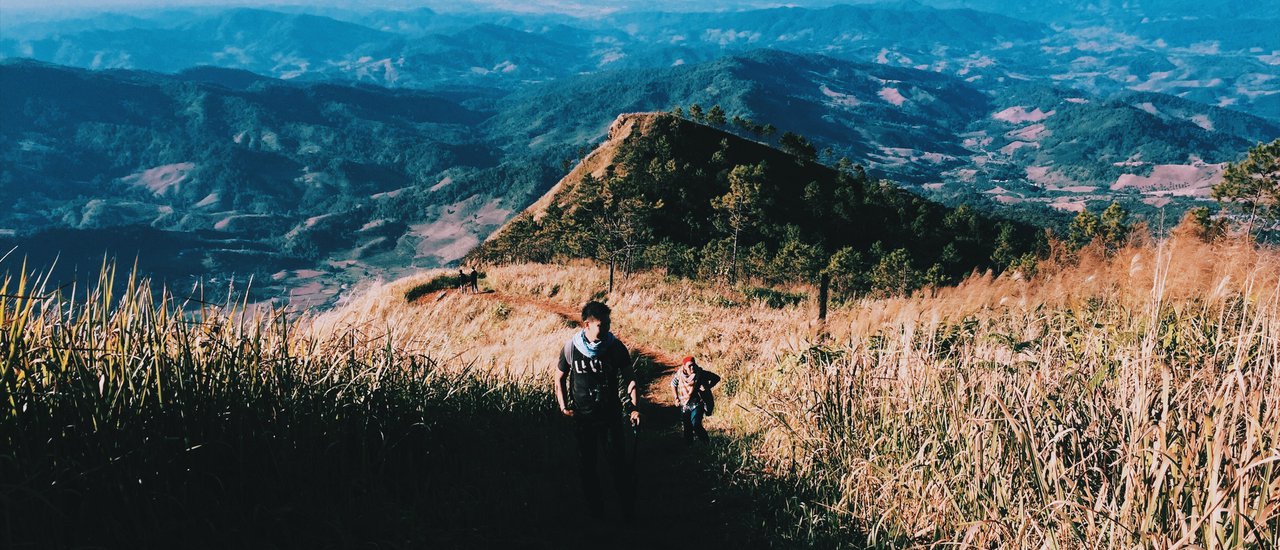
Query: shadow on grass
704 430 883 550
2 374 824 550
3 375 585 549
2 297 860 549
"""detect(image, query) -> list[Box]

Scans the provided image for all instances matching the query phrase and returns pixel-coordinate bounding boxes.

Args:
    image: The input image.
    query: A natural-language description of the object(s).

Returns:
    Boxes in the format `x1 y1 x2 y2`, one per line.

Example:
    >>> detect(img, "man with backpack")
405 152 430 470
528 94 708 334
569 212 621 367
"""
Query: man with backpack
554 301 640 518
671 356 720 443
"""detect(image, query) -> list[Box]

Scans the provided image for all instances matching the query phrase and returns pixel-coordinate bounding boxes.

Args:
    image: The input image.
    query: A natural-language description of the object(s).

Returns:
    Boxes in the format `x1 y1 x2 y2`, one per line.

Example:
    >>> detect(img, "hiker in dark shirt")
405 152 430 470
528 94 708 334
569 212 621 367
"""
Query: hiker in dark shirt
671 356 720 443
554 301 640 517
457 268 468 292
468 268 479 294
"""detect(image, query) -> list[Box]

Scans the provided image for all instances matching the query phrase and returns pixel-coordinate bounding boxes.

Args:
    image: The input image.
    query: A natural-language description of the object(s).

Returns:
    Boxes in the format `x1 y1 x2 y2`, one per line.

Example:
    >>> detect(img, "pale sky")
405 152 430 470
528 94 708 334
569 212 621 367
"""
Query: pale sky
0 0 797 13
2 0 354 10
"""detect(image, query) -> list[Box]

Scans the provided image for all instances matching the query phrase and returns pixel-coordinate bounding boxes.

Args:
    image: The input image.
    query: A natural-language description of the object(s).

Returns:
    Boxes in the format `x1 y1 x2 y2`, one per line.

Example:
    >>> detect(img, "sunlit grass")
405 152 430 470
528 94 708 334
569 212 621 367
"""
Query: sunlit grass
0 262 551 546
5 222 1278 548
478 231 1280 548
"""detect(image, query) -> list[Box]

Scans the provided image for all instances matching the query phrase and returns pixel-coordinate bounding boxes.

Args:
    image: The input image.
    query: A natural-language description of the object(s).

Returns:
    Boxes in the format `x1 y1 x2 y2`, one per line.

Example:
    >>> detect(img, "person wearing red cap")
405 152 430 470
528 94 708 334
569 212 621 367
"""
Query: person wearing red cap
670 356 721 443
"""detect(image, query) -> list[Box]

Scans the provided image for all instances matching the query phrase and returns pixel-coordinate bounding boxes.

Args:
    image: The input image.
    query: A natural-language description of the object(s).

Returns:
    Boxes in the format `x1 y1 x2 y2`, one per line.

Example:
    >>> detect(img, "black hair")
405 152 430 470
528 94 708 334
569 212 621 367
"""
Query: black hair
581 300 611 322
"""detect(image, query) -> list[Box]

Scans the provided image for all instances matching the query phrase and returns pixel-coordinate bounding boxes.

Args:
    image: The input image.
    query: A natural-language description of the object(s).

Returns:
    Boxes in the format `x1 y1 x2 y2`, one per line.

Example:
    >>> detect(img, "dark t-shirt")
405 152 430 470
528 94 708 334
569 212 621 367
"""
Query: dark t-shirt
557 337 634 418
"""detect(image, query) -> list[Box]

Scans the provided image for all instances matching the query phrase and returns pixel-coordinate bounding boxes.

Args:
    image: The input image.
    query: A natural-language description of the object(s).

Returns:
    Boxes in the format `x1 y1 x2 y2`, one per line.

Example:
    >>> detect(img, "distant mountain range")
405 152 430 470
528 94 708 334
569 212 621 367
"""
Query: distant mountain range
5 52 1274 288
2 3 1277 304
913 0 1280 22
486 50 1278 216
0 60 503 301
4 4 1276 120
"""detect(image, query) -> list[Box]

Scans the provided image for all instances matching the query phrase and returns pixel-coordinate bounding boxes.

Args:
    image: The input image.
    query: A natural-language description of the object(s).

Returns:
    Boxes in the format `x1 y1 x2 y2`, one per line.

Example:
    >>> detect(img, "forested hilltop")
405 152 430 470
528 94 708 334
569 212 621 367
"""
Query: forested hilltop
473 113 1043 297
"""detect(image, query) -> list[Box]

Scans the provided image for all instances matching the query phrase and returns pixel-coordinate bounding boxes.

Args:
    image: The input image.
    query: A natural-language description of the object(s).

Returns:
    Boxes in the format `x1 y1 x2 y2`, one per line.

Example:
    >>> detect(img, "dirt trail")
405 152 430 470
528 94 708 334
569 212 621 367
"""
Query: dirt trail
486 289 686 407
421 288 769 549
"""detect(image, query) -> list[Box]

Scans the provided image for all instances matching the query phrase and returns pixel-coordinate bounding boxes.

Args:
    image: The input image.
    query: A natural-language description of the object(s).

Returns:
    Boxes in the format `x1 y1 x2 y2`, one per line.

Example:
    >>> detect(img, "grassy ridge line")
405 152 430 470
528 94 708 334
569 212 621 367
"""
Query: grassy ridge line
325 270 791 549
318 269 576 379
0 265 569 548
477 231 1280 547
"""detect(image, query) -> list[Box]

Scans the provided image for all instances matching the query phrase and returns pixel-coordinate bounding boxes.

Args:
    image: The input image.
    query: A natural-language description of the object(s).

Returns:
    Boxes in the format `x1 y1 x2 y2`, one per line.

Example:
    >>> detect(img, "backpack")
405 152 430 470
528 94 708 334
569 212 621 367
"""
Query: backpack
563 338 612 416
675 366 718 416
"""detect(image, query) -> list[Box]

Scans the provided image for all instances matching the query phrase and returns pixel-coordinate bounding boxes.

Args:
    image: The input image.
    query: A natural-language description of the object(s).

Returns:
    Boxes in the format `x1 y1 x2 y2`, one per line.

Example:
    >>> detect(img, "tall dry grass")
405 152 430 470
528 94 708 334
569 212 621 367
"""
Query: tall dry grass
740 235 1280 548
478 234 1280 548
7 227 1276 548
316 269 576 380
0 263 558 547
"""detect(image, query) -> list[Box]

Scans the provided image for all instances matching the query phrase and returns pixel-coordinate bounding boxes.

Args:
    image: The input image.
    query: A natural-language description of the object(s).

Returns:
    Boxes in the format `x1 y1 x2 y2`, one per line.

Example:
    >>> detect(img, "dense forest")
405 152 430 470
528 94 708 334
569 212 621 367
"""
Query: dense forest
471 114 1046 297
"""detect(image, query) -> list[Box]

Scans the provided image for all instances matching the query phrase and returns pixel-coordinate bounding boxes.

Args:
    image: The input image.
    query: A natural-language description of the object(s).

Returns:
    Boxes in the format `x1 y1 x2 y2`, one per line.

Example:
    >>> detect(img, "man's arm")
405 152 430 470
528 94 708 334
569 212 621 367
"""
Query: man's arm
617 344 640 426
702 371 722 391
555 354 573 417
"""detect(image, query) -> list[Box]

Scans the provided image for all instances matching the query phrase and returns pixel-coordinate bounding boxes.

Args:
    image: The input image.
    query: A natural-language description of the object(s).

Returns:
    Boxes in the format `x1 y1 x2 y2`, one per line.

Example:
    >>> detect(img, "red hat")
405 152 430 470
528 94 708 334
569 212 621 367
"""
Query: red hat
681 356 695 365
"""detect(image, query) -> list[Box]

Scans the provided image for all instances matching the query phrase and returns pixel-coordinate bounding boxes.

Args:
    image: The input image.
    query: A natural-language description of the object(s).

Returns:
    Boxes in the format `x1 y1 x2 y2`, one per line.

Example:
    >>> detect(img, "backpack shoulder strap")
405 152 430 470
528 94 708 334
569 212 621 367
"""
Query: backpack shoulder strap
563 337 577 409
563 337 576 369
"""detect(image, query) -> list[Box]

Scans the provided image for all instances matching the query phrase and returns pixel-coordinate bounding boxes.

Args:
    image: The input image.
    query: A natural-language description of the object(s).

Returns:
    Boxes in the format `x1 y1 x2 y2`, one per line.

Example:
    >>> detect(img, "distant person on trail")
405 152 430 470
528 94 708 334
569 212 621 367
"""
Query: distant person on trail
468 268 479 293
554 300 640 518
457 268 467 292
671 356 720 443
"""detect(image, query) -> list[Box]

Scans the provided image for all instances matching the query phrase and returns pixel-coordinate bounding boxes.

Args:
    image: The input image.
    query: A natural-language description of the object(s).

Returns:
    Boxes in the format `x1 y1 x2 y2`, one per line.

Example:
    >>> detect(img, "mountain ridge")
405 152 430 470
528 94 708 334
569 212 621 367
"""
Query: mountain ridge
475 110 1041 295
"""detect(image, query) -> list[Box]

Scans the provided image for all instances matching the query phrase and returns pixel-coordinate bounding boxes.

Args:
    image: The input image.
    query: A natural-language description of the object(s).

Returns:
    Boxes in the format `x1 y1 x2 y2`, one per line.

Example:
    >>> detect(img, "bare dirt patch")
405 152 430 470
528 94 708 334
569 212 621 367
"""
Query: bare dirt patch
878 87 907 106
1026 165 1077 188
410 197 512 264
1049 199 1087 212
1000 141 1037 155
121 162 196 196
1110 163 1225 195
1006 123 1049 141
992 106 1055 123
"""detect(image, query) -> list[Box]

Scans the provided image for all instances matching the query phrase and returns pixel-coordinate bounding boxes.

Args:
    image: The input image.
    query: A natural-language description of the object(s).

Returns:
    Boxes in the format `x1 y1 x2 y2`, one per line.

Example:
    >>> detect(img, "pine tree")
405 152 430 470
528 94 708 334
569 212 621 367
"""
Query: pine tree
768 226 823 284
1099 202 1130 250
1068 208 1101 249
991 222 1018 269
568 173 658 290
706 104 727 126
779 131 817 161
1183 206 1227 242
1212 139 1280 236
711 163 769 282
688 103 704 122
825 247 866 297
869 248 916 297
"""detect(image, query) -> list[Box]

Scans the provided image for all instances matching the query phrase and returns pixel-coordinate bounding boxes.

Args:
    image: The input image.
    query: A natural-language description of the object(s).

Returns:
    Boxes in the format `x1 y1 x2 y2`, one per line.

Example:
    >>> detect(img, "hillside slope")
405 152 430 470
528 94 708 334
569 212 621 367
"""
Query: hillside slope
475 112 1039 295
0 59 502 302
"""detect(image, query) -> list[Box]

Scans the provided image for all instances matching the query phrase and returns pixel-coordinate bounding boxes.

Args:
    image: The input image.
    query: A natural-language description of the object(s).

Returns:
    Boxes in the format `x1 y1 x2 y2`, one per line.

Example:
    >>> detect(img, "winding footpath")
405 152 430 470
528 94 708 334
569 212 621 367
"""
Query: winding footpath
418 287 771 549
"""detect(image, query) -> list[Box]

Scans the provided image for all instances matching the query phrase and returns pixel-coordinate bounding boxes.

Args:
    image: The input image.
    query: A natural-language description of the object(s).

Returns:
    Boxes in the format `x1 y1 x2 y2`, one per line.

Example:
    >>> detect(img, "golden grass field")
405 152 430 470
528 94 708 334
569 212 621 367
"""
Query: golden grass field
326 223 1279 548
3 223 1278 548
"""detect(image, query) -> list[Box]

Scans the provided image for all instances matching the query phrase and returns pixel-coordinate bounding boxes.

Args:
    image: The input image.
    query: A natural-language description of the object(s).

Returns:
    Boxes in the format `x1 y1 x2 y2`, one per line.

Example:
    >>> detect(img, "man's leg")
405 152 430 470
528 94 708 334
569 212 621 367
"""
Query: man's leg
603 420 636 516
574 420 604 512
692 406 709 442
680 407 694 442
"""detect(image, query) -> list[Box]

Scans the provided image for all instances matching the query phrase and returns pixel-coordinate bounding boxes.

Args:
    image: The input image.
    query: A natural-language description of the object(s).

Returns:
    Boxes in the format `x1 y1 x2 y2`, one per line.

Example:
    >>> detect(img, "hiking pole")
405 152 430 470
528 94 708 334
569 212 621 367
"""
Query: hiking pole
630 422 640 470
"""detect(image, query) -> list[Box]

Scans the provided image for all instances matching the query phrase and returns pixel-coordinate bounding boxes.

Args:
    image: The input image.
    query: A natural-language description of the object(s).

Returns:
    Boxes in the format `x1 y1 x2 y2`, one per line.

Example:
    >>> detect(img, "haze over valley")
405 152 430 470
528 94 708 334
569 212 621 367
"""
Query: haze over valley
2 0 1277 303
